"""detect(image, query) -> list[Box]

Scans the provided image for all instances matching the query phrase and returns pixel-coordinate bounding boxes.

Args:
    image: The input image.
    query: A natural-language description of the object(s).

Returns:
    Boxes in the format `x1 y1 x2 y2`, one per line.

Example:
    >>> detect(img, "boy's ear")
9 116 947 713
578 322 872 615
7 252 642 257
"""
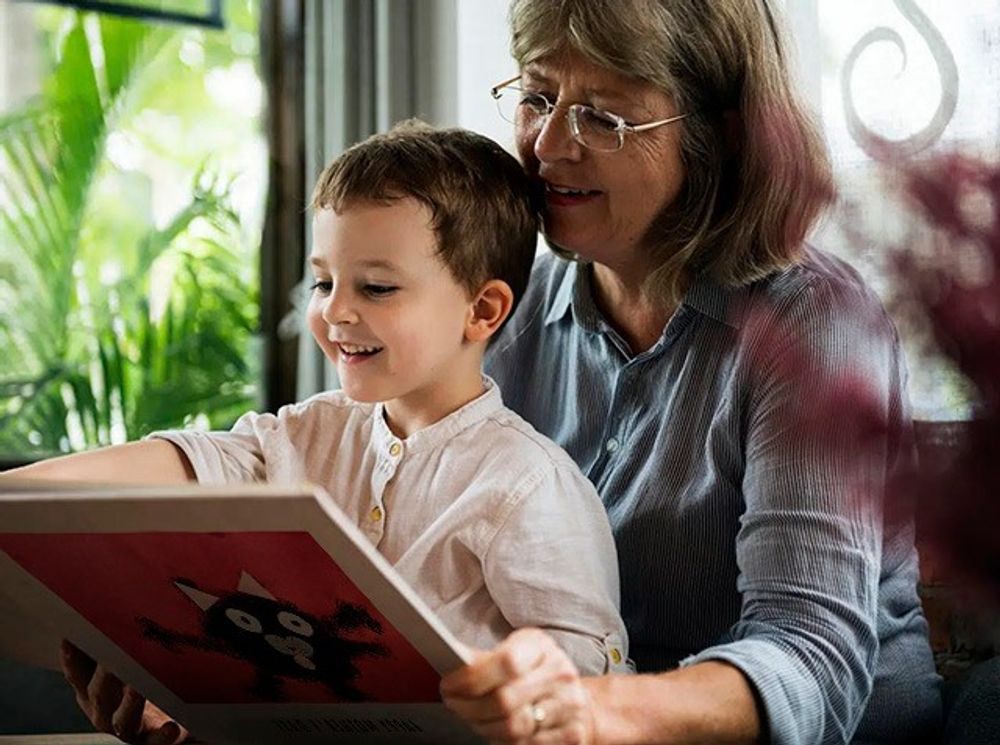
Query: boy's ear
465 280 514 344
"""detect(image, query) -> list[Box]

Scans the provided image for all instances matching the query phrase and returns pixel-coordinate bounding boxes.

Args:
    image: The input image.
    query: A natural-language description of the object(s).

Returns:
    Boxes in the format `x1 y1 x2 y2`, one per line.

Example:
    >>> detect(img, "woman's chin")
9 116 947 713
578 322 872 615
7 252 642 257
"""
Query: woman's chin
543 230 597 261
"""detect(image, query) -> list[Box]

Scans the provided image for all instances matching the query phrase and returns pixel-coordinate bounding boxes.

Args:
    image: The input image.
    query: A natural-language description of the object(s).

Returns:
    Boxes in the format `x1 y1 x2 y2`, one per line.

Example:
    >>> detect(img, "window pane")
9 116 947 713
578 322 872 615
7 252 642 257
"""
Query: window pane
0 0 267 459
787 0 997 419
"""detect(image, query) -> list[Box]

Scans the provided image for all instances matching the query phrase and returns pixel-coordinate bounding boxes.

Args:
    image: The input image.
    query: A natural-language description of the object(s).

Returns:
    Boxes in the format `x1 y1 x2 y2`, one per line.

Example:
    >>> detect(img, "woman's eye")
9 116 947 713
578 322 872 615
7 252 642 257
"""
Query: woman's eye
310 280 332 294
520 92 553 114
579 107 621 132
363 284 397 297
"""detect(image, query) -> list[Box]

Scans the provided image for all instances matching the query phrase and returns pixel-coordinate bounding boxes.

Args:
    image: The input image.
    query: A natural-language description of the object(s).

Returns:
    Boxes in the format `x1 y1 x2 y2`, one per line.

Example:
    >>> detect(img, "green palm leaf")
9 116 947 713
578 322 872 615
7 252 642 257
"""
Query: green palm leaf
0 9 260 456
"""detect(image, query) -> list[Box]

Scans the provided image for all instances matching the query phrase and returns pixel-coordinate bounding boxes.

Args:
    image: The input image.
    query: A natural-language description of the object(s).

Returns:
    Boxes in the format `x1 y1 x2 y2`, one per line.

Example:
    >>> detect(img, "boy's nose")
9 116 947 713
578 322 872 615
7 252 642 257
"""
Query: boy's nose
321 292 359 325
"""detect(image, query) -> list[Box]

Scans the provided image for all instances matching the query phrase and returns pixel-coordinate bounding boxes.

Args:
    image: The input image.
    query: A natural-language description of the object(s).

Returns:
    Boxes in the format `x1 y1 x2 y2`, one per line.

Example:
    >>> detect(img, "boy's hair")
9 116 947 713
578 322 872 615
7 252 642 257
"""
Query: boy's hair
311 120 539 319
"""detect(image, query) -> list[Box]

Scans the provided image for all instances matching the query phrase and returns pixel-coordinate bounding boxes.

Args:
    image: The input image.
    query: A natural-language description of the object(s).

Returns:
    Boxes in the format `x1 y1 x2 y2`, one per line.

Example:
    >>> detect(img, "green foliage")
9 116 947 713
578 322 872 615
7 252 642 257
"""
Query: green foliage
0 6 263 457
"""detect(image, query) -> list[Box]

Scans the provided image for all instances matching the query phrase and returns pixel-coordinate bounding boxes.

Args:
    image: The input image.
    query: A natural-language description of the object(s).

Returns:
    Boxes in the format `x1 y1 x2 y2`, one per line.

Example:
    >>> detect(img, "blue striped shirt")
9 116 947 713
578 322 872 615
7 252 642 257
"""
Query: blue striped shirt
484 248 941 745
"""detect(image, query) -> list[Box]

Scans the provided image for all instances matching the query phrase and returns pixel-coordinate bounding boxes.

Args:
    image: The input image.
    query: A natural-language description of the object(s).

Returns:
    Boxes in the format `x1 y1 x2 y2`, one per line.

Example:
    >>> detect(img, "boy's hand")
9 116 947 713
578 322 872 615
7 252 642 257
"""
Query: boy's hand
61 640 188 744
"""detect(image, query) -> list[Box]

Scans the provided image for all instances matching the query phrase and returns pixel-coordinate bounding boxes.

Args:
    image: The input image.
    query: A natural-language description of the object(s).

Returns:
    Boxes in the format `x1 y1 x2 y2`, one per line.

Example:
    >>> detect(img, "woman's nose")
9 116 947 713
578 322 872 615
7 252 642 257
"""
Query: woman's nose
530 109 582 164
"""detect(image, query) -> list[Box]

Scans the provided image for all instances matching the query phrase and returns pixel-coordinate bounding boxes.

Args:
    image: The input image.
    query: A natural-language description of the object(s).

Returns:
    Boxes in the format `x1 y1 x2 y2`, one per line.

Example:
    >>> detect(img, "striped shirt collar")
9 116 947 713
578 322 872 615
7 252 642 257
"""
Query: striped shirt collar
543 259 746 331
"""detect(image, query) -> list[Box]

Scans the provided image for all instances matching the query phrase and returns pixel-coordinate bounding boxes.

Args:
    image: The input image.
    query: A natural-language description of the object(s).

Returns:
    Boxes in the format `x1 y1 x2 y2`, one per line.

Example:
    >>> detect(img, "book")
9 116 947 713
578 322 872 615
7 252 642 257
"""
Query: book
0 480 483 744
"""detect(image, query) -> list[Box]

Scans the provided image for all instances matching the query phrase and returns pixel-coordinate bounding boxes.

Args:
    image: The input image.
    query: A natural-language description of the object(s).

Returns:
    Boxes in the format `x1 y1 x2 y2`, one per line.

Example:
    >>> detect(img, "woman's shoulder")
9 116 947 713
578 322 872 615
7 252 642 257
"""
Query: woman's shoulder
746 244 895 337
756 245 878 304
735 246 905 393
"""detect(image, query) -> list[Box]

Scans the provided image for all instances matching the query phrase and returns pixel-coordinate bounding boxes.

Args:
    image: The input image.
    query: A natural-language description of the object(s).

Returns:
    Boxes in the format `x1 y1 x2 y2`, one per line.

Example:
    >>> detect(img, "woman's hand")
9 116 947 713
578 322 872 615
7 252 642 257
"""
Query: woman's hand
61 641 188 744
440 628 596 744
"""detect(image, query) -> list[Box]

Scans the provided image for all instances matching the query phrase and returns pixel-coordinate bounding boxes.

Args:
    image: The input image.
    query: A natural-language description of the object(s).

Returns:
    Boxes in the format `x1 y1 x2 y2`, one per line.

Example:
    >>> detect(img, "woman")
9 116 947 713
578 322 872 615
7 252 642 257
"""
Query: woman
441 1 941 744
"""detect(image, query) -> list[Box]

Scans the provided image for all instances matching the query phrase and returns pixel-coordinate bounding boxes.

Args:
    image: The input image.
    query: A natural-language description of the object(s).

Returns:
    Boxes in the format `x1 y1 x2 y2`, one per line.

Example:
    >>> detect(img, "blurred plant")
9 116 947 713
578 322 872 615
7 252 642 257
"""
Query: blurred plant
890 154 1000 606
735 149 1000 612
0 9 261 457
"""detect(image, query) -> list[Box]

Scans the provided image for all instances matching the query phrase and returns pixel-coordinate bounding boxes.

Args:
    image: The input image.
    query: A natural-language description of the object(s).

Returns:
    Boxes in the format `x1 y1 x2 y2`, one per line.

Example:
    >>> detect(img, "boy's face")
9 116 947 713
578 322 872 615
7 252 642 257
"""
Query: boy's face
307 199 476 414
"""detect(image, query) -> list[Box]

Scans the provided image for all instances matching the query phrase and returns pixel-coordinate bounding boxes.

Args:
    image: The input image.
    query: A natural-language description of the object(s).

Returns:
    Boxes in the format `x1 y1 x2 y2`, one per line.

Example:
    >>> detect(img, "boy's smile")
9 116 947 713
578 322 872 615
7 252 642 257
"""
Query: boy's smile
330 340 384 364
307 198 487 437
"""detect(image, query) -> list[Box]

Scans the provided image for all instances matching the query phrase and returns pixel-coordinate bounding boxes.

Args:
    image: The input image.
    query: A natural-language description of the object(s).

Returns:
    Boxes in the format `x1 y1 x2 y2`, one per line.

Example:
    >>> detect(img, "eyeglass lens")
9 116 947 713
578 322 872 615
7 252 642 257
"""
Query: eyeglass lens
494 89 623 151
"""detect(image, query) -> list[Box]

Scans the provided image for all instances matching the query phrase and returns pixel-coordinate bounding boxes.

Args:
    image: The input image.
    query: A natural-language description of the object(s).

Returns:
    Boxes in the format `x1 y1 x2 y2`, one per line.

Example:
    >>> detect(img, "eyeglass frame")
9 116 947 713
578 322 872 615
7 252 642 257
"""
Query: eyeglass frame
489 75 691 152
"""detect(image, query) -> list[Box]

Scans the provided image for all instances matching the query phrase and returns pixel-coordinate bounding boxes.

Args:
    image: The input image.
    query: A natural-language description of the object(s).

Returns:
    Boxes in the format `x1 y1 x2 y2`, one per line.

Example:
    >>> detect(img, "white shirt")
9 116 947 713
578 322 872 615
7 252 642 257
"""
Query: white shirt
151 378 629 675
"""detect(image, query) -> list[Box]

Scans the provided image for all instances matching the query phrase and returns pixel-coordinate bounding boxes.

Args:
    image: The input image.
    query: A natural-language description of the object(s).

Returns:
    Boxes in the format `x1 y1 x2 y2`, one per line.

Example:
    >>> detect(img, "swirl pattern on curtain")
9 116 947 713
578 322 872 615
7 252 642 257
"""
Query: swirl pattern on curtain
840 0 959 160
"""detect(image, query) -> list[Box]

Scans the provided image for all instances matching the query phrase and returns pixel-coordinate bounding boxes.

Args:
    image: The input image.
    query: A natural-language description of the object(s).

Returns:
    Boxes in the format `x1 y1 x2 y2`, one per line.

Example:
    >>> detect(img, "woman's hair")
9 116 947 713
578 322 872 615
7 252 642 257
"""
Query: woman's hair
510 0 835 306
311 120 539 318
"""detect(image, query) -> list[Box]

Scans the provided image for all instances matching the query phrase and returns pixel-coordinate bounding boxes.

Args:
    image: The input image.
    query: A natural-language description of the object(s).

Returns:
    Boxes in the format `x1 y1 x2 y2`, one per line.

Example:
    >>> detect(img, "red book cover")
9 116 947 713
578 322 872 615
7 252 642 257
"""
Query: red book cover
0 482 480 744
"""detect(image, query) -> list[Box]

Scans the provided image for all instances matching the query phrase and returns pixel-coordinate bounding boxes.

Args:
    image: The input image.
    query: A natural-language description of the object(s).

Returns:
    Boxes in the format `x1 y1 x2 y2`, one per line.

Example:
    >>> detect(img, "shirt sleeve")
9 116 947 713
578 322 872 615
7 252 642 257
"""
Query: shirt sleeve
481 459 632 677
147 410 273 485
681 278 900 745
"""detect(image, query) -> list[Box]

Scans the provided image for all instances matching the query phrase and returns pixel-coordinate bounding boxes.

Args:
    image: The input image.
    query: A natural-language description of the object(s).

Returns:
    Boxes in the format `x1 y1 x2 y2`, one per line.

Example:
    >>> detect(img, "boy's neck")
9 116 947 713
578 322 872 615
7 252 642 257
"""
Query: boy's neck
381 351 487 439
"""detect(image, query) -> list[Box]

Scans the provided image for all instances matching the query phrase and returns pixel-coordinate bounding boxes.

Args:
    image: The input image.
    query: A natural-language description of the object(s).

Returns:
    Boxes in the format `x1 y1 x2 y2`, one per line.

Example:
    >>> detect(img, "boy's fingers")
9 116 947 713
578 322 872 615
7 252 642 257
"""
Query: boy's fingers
147 719 186 745
111 687 147 742
60 640 96 695
58 642 188 744
87 666 124 733
145 702 190 745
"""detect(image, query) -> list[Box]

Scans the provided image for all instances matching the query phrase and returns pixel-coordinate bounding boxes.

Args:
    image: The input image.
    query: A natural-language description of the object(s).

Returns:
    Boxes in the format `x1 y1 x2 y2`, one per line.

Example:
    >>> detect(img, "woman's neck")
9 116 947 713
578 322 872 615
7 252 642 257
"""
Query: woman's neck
591 262 678 354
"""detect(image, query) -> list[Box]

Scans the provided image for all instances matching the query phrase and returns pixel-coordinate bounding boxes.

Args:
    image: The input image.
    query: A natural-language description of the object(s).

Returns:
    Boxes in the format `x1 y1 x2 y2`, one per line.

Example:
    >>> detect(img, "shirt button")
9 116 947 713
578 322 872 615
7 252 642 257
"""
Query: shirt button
388 442 402 457
370 506 383 522
606 437 620 453
610 647 622 665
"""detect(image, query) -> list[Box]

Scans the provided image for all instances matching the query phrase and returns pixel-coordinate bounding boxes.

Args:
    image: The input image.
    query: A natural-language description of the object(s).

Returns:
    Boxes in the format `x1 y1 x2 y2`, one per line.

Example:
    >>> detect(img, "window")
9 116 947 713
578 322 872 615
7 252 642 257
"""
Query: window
783 0 997 419
0 0 268 461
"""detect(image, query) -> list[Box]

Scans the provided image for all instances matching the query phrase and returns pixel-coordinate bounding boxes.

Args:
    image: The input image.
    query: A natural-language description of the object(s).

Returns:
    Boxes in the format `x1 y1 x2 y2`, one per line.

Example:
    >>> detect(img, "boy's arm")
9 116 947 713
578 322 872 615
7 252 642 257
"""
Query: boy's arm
483 462 629 676
2 440 196 484
2 443 196 743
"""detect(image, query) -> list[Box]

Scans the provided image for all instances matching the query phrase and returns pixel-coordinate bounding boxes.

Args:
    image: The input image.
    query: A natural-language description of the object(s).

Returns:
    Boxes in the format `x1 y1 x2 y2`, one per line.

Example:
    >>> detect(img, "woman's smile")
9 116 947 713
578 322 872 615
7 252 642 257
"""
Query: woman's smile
543 180 603 207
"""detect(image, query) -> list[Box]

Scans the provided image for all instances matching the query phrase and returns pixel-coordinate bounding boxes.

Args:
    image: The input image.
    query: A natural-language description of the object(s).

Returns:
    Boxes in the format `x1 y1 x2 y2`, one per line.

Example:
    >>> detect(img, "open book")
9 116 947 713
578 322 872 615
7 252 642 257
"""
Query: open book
0 480 482 744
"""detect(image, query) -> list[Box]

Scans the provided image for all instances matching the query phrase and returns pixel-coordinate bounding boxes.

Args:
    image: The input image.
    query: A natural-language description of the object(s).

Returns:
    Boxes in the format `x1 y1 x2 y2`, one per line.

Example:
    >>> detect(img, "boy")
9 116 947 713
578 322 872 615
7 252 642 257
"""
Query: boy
6 122 628 739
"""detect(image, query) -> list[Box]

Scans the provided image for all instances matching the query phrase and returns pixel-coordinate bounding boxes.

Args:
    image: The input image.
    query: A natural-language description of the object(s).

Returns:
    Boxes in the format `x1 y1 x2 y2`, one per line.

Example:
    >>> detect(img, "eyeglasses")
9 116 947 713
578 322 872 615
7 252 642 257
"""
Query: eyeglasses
489 75 691 153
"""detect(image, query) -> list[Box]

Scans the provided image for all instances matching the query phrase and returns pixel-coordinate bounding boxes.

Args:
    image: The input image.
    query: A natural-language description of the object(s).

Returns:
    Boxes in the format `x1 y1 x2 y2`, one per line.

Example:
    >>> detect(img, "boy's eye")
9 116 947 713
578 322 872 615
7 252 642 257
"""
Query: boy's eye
363 284 397 297
309 280 332 294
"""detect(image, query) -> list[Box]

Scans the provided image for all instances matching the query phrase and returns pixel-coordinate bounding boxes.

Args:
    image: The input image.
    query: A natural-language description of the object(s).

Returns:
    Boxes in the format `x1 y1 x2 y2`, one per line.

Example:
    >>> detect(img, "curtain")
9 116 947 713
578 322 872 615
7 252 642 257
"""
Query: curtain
782 0 996 419
297 0 420 398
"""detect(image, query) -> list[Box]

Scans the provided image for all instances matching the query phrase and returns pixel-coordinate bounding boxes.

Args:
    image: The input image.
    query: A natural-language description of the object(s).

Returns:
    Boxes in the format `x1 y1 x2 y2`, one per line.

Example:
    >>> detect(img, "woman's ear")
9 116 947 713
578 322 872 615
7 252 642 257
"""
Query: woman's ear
465 279 514 344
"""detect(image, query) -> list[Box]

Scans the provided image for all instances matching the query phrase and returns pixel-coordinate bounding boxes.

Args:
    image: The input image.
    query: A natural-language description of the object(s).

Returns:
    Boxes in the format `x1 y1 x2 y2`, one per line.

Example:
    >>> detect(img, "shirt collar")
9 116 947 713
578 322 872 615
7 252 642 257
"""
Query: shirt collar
543 261 577 327
542 261 602 332
683 274 746 330
543 260 745 331
370 376 505 456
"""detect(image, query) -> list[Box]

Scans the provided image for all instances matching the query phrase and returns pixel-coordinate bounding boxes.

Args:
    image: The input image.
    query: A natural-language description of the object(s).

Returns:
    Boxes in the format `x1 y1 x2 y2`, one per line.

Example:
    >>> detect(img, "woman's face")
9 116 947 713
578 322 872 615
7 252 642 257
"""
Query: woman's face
515 52 687 274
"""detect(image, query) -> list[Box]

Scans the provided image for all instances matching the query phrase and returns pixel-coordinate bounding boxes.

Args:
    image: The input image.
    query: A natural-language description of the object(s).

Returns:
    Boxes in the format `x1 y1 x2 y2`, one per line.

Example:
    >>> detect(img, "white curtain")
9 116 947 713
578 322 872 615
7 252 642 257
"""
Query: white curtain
782 0 997 418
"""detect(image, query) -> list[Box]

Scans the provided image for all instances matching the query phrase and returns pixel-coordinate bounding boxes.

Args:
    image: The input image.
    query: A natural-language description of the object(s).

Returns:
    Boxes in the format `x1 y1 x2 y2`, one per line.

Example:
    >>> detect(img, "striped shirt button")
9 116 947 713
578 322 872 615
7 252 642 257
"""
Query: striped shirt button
370 505 383 522
605 437 620 453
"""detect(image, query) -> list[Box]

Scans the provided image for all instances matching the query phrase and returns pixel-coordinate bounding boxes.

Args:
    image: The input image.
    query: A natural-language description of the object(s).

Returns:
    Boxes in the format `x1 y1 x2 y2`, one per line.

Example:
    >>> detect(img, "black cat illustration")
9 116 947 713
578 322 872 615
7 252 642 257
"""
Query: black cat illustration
138 571 390 701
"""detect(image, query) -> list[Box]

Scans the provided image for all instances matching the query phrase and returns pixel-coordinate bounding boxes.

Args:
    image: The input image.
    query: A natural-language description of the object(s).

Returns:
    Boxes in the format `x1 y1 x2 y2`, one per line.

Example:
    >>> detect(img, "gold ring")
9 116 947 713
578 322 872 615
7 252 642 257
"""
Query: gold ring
530 703 547 732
